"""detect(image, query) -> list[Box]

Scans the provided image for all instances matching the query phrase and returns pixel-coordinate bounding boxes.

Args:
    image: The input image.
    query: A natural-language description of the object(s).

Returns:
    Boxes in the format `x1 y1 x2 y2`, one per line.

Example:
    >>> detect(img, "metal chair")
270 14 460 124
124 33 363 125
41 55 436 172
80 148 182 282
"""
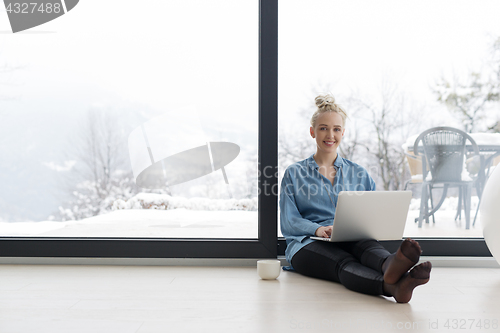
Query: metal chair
403 151 435 223
413 127 484 229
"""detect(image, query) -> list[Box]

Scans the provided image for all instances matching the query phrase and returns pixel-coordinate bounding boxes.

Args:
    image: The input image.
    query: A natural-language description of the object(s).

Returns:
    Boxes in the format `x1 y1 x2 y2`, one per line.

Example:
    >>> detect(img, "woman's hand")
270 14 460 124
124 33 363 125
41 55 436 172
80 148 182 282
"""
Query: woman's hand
315 226 332 238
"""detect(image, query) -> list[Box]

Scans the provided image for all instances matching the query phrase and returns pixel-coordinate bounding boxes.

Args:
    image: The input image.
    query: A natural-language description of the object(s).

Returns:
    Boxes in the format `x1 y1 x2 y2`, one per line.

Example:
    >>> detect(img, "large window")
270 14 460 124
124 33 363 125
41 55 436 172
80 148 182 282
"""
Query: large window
0 0 277 258
1 1 260 238
1 0 495 259
278 0 500 244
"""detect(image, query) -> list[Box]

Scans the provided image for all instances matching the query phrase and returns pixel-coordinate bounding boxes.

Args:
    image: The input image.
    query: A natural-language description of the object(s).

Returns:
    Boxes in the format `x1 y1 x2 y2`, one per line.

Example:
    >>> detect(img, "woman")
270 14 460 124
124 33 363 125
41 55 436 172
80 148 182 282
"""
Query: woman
279 94 431 303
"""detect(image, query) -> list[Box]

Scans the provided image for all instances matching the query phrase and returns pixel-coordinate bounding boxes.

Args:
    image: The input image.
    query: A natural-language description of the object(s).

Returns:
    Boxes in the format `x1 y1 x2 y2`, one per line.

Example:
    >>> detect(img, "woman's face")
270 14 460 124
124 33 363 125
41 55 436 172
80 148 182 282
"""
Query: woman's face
310 112 345 155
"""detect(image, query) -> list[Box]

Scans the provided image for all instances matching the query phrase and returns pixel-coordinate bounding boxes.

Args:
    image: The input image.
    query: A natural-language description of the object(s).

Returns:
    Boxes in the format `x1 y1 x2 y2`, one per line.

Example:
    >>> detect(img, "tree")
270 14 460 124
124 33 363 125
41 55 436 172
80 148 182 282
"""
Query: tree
433 72 499 133
487 36 500 133
491 36 500 89
348 82 426 191
277 81 421 191
433 37 500 133
278 83 363 173
55 109 142 220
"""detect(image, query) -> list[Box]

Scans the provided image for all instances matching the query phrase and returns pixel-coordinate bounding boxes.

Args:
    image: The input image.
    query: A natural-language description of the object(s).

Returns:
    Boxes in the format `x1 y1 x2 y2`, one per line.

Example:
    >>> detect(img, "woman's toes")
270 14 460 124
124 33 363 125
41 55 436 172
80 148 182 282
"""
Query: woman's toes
384 239 422 284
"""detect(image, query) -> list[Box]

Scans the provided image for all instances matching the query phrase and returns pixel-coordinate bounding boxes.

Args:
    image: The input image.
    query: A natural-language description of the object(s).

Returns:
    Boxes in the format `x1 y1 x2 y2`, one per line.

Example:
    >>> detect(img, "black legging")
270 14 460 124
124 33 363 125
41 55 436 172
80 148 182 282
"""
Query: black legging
291 239 391 296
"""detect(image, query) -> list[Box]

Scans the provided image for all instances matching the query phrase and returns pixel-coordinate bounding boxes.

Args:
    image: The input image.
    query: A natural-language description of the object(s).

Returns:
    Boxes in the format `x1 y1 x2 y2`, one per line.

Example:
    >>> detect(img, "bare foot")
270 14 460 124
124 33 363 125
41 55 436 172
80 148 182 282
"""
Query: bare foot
386 261 432 303
383 238 422 284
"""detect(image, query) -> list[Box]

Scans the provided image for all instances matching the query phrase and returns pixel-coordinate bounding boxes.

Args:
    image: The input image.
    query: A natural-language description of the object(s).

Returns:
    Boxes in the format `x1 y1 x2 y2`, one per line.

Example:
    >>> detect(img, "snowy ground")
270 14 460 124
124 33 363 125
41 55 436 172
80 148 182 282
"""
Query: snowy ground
0 196 484 239
0 209 258 238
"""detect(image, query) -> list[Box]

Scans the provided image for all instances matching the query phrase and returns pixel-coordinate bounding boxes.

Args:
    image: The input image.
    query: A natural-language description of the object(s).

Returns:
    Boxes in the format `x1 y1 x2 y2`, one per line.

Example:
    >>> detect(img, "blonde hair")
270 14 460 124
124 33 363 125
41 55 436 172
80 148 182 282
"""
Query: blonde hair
310 94 348 128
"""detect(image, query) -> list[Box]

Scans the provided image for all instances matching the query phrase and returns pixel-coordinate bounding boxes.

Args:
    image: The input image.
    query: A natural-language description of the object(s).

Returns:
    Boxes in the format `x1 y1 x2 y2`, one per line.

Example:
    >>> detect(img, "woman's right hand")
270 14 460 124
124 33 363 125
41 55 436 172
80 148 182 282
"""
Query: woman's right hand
315 226 333 238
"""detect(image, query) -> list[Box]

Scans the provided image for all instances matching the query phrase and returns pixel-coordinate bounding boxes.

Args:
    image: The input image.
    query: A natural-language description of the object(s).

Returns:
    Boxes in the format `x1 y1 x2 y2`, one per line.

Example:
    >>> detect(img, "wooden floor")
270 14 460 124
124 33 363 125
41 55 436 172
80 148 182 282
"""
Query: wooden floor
1 264 500 333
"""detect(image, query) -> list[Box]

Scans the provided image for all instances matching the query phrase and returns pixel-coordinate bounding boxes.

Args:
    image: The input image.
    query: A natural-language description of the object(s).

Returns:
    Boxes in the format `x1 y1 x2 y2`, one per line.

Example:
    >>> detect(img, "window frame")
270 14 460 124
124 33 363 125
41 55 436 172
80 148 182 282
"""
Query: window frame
277 239 492 257
0 0 278 259
0 0 493 259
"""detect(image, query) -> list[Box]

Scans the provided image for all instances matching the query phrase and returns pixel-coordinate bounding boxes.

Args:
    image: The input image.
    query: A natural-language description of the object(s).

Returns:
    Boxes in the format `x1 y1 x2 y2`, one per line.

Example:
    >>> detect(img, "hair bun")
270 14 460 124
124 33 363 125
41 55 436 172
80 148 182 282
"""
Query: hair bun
310 93 348 128
315 94 336 109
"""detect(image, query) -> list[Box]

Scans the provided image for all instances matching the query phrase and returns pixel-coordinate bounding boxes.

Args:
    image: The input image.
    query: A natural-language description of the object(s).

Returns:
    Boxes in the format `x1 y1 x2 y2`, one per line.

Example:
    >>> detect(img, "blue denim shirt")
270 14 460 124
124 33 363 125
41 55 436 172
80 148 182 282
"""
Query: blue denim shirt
279 154 376 267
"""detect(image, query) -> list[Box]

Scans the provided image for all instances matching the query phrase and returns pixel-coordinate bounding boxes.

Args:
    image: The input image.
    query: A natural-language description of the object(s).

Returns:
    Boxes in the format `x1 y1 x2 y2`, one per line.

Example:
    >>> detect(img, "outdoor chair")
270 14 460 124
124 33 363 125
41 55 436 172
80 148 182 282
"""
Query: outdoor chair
403 151 435 223
413 127 484 229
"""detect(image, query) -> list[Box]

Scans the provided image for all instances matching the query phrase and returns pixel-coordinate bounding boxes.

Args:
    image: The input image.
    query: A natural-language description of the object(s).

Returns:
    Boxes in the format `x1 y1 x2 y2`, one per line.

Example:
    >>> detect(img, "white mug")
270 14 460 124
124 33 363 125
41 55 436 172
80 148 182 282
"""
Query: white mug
257 259 281 280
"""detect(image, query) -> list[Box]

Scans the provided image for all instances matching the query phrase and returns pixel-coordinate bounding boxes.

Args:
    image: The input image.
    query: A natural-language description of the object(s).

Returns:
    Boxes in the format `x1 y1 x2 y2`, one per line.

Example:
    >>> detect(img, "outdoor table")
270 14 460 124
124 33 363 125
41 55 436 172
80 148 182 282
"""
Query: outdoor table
404 132 500 229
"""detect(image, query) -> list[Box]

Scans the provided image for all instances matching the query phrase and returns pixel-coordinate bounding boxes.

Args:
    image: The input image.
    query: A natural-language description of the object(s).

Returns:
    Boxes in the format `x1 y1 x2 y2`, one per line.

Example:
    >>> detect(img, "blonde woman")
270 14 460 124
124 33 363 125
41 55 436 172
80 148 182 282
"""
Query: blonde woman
279 94 431 303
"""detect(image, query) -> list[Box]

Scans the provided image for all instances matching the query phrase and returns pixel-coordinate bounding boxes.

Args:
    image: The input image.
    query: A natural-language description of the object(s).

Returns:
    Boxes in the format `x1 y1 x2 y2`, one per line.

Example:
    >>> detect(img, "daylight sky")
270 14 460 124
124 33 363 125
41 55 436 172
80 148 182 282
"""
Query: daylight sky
279 0 500 129
2 1 499 132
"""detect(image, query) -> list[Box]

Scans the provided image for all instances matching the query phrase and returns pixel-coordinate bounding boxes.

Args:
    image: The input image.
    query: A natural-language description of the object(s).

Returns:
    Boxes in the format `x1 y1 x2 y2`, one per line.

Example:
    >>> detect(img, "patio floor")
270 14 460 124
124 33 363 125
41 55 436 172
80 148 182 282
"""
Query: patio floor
403 209 483 238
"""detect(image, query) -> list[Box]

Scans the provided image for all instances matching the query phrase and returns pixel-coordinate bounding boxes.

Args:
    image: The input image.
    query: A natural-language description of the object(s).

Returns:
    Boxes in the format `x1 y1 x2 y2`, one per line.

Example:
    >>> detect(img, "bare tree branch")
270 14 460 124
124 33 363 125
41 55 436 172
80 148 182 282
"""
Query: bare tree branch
54 109 140 220
348 83 425 190
433 43 500 134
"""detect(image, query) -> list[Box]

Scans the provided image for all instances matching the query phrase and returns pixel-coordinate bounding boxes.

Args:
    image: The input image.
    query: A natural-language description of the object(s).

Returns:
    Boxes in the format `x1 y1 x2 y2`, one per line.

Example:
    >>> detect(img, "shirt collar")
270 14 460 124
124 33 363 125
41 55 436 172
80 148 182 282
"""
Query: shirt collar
308 153 344 170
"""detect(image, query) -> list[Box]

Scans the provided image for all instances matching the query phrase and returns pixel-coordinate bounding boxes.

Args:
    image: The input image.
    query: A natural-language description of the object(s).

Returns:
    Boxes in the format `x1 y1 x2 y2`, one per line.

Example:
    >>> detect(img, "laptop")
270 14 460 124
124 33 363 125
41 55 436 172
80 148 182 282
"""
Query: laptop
310 191 412 242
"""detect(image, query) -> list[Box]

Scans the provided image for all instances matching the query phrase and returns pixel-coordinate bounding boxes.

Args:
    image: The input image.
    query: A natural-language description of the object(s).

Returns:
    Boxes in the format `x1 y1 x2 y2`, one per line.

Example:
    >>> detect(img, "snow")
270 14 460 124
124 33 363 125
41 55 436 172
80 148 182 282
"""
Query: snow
469 133 500 145
111 193 258 212
0 209 258 238
0 194 259 238
0 221 66 236
411 174 423 181
0 196 484 238
402 134 420 151
42 160 76 172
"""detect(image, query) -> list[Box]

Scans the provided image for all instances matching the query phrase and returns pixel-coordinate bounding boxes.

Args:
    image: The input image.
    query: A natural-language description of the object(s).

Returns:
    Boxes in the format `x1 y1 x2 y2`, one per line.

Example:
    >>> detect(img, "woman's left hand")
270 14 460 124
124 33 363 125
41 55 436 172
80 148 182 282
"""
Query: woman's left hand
315 226 333 238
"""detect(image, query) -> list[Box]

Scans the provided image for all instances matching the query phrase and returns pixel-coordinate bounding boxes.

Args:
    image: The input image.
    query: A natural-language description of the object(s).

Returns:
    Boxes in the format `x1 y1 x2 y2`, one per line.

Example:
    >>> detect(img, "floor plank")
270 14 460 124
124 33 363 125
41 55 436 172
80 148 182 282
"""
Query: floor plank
0 265 499 333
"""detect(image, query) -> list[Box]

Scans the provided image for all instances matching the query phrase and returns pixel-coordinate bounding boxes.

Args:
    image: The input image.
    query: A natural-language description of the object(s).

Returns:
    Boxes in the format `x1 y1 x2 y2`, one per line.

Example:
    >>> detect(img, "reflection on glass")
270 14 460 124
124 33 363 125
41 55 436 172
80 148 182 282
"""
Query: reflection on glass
0 0 258 238
278 0 500 238
129 107 240 189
